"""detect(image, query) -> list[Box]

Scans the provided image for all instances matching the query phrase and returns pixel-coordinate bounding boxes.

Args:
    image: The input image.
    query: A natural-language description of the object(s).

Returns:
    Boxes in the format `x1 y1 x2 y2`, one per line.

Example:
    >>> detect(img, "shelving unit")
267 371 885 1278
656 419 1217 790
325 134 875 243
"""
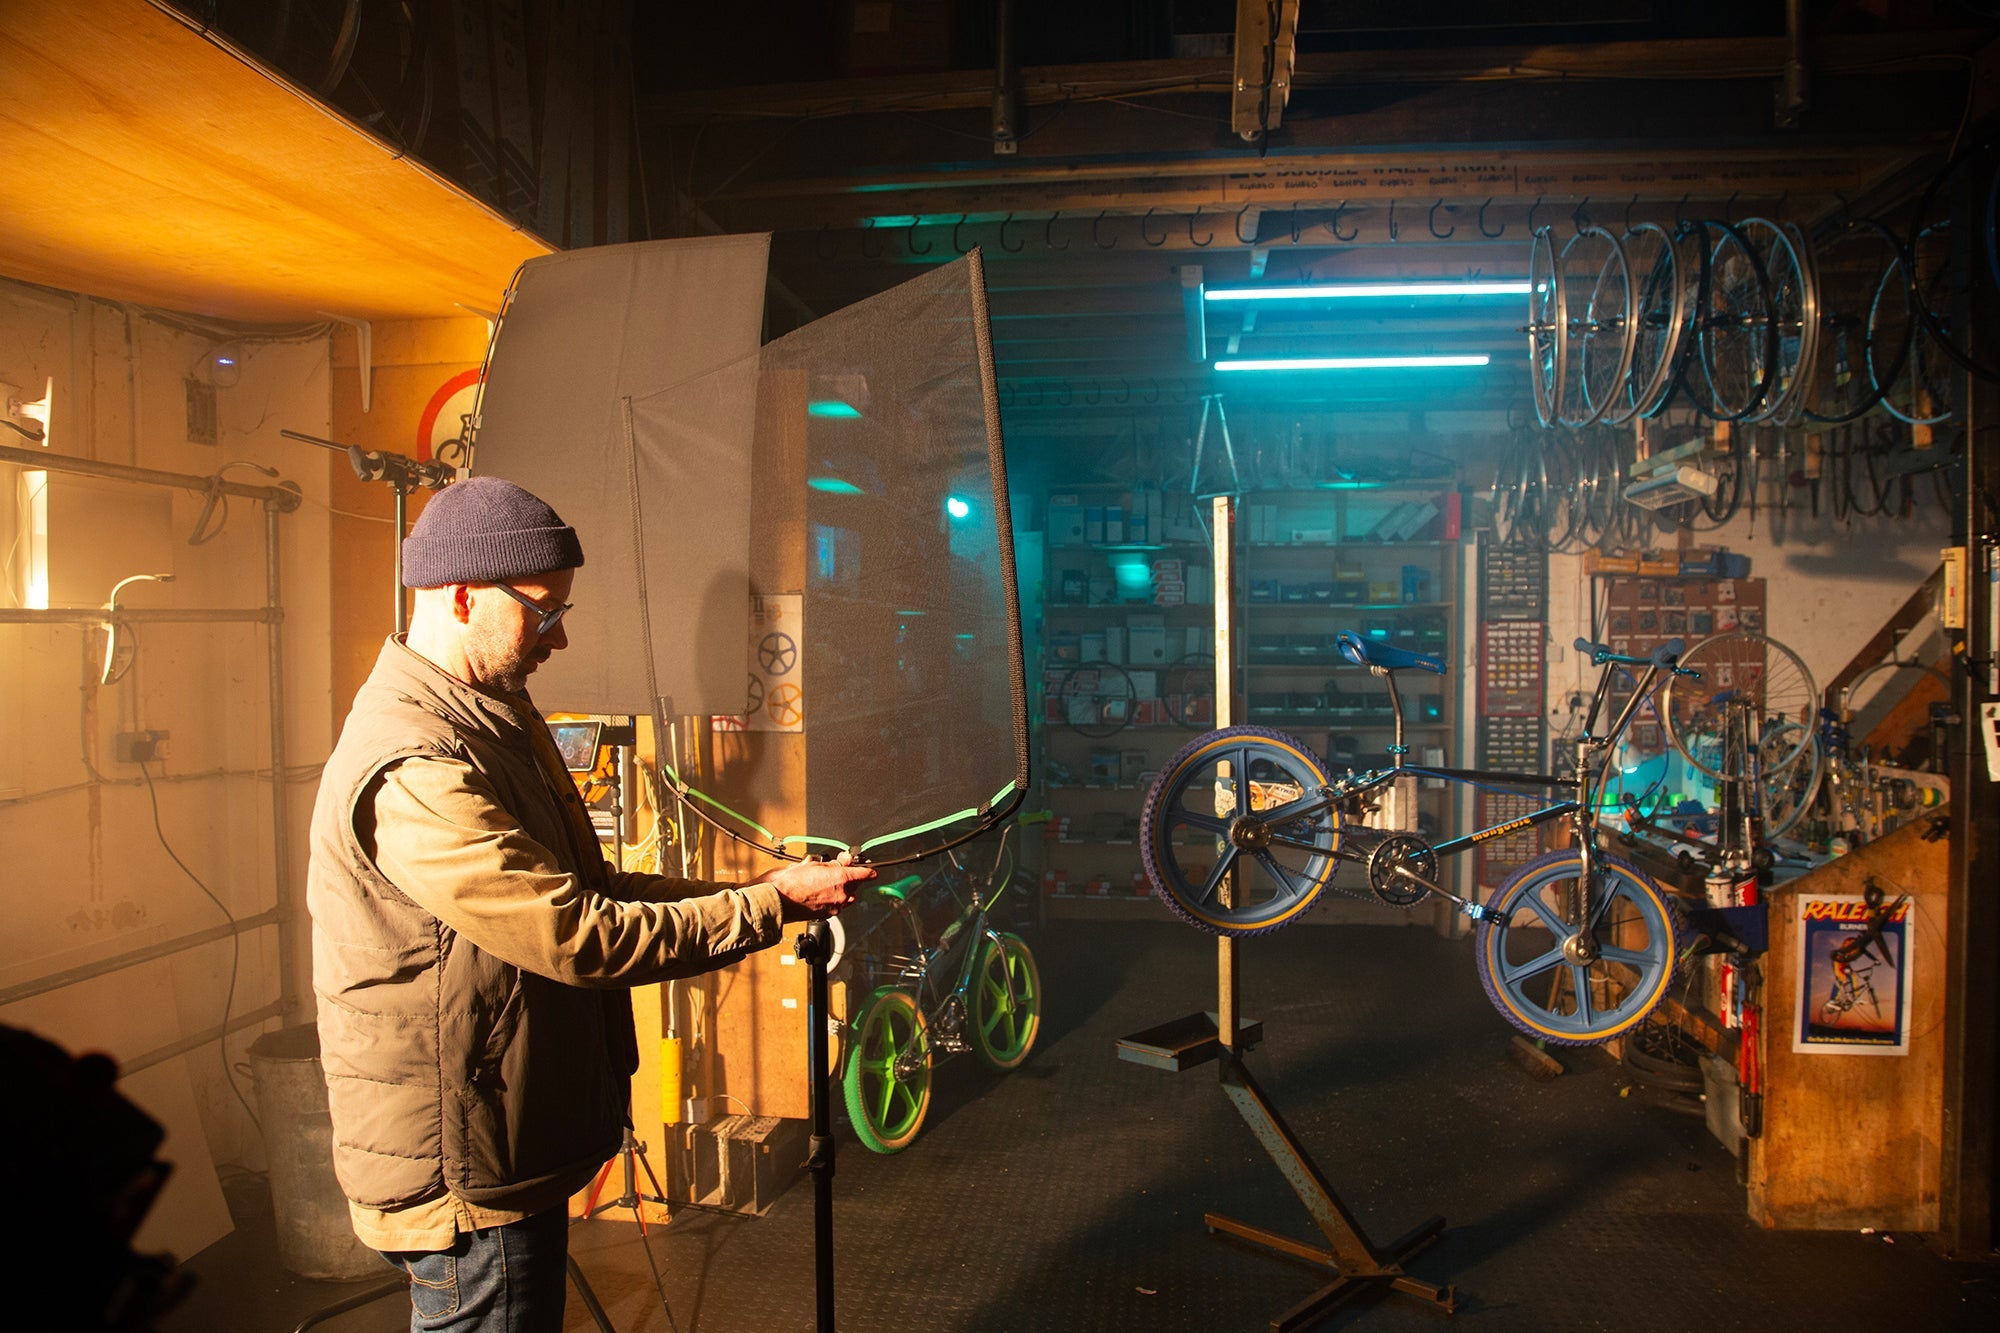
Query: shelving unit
1034 483 1467 922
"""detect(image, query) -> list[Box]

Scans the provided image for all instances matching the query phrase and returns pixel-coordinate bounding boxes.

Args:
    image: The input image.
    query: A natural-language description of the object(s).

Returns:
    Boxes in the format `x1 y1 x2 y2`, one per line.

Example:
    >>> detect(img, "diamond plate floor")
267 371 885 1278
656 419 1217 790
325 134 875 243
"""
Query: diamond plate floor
164 919 2000 1332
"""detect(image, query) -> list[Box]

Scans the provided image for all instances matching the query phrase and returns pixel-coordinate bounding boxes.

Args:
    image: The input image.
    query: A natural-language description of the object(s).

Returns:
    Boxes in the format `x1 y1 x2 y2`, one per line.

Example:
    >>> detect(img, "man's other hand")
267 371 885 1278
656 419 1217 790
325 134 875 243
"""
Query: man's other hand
758 851 873 921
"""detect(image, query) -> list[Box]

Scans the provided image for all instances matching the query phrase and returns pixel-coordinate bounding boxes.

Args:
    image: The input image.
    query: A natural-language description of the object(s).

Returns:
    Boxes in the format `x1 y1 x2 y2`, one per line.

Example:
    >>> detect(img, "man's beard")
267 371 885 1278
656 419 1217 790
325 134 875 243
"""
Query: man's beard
472 636 549 698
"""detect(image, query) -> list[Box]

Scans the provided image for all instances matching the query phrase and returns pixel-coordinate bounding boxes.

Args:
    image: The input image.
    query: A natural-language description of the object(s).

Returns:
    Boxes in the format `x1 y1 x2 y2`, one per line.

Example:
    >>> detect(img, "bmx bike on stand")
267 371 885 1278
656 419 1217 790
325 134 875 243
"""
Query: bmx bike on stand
1138 633 1699 1046
832 816 1045 1153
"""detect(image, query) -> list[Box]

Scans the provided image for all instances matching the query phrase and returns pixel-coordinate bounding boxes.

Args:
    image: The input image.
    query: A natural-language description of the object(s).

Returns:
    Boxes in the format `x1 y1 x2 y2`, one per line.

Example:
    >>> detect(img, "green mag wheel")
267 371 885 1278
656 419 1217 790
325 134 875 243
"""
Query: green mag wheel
969 932 1042 1071
842 987 933 1154
1138 725 1342 936
1476 850 1684 1046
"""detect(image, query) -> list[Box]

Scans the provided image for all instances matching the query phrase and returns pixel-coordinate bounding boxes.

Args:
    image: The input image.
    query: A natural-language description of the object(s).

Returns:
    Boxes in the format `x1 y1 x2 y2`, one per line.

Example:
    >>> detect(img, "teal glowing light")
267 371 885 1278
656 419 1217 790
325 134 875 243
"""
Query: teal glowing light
945 495 971 519
1204 282 1529 302
808 477 865 494
1215 355 1491 372
808 400 862 418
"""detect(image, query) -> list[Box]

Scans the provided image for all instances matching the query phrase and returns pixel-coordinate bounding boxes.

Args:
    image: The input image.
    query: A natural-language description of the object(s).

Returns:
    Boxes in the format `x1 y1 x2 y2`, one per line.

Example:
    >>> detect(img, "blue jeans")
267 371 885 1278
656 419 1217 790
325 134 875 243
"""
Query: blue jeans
382 1207 570 1333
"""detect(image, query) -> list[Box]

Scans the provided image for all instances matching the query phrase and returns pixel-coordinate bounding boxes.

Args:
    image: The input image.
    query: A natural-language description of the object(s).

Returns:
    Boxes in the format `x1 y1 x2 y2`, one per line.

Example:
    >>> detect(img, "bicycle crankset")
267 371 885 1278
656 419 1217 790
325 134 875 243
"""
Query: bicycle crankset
1367 835 1440 908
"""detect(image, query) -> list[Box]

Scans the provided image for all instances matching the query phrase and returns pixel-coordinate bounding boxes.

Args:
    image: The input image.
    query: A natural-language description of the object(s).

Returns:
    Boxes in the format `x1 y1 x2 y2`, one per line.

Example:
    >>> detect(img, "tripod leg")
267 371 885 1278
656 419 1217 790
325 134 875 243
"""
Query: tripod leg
567 1255 618 1333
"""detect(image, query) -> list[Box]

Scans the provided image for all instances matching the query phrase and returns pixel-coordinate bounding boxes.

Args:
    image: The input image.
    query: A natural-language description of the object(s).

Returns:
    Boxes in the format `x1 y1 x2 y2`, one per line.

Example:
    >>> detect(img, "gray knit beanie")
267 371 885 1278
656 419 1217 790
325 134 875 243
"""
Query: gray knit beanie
401 476 585 588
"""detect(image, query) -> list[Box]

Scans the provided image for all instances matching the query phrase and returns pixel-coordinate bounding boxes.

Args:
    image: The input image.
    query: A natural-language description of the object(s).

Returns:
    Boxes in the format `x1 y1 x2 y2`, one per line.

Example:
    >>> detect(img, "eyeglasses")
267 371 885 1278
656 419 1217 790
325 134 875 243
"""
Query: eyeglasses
491 582 572 636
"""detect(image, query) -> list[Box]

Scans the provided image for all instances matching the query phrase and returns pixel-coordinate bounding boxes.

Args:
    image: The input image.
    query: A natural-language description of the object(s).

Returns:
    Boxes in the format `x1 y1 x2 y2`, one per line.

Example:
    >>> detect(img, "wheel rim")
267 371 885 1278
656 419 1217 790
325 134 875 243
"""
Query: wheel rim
971 934 1041 1069
1478 852 1681 1046
843 989 931 1152
1139 726 1340 936
1663 631 1819 783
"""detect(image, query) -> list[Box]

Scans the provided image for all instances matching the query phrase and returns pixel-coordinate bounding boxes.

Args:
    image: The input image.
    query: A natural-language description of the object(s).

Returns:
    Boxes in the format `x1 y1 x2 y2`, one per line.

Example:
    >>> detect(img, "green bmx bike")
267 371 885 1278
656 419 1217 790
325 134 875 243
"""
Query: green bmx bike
832 818 1045 1153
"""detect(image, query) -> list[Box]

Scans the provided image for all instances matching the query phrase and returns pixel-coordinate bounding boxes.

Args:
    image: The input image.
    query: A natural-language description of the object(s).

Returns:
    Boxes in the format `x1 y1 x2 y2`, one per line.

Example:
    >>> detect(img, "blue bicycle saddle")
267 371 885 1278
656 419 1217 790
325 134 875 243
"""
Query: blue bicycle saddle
1336 630 1446 675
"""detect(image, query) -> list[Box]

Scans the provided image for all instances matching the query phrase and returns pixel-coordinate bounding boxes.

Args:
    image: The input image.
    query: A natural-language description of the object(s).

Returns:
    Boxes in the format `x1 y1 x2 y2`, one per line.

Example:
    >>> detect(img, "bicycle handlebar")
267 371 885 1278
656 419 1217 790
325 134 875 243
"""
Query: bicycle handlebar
1573 636 1699 675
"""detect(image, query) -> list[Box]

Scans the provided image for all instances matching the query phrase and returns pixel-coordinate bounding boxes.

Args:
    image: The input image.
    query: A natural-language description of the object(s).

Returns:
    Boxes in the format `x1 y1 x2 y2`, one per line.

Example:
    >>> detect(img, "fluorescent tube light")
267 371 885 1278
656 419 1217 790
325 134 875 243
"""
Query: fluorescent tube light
808 400 862 418
1214 355 1491 372
1204 282 1529 302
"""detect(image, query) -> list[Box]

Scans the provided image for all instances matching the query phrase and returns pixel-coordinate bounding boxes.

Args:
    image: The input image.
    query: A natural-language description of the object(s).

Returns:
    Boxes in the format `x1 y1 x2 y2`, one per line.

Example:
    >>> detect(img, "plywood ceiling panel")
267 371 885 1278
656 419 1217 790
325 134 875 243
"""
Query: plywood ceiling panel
0 0 554 322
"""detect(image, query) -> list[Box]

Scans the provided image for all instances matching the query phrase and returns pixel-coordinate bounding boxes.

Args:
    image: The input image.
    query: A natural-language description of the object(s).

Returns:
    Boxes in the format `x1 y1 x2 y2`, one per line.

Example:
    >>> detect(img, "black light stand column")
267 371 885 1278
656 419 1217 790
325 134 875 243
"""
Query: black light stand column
794 919 837 1331
280 430 457 636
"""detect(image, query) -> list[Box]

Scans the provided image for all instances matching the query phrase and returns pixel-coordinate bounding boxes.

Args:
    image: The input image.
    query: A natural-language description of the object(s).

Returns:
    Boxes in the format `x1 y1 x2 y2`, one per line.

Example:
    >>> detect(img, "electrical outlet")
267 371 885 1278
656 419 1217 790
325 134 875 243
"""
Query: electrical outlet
115 729 171 763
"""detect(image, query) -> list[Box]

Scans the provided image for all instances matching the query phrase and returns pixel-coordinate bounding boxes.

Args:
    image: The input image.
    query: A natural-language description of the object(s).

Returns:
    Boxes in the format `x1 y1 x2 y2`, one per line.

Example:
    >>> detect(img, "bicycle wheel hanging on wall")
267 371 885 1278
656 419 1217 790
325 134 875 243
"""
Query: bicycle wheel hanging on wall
1526 227 1568 427
1055 660 1136 738
1623 222 1698 421
1661 631 1818 783
1688 222 1779 422
1561 226 1636 427
1735 218 1819 426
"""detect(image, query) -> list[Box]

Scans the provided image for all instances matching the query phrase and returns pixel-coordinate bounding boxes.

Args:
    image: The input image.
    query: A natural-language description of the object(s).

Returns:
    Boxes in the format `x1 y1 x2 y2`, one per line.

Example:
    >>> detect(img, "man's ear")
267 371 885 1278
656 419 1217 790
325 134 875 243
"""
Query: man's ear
448 583 475 625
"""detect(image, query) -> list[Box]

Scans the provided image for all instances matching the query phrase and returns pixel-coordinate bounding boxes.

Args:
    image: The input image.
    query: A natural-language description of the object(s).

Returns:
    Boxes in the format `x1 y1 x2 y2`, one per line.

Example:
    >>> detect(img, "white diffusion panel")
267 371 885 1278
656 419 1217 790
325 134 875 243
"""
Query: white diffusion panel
471 234 769 716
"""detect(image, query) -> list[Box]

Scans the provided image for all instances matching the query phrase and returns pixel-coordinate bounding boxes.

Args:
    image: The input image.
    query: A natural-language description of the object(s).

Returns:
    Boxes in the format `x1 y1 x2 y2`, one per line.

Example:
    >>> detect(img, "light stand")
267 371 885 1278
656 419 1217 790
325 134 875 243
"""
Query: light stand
793 918 838 1331
281 430 456 633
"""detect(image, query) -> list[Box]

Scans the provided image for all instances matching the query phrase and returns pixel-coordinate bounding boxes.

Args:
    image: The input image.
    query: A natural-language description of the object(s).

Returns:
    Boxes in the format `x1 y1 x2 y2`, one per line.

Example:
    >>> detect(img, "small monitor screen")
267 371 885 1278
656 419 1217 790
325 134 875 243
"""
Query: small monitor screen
549 720 602 773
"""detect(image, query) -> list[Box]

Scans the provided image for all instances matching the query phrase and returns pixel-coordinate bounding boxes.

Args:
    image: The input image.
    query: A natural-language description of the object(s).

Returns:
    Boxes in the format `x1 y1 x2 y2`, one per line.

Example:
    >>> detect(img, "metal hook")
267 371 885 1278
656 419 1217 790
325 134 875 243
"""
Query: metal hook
1141 207 1169 247
813 225 837 261
1056 382 1073 407
1093 211 1117 250
1388 199 1401 243
1115 379 1131 404
1478 197 1505 239
1171 379 1190 403
1045 210 1069 251
1234 204 1259 245
1723 191 1738 224
1623 194 1639 234
1189 207 1214 248
1085 380 1102 405
860 219 884 259
908 216 932 256
952 214 972 254
1329 201 1357 242
1571 196 1591 235
1527 196 1543 232
1428 199 1455 240
999 212 1024 253
1026 383 1045 407
1289 203 1302 244
1674 193 1690 229
1144 377 1160 404
1832 192 1854 227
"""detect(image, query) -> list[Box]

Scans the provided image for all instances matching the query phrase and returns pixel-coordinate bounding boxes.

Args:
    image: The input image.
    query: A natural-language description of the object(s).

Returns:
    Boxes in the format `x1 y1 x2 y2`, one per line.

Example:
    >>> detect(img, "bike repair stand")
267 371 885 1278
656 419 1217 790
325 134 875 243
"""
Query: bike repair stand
795 917 838 1331
1116 497 1457 1330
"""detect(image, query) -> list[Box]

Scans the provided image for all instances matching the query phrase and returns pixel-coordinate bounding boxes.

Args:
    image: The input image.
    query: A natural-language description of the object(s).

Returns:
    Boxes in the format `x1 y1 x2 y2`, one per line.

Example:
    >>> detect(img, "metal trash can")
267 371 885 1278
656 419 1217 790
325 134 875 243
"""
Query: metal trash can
247 1024 380 1281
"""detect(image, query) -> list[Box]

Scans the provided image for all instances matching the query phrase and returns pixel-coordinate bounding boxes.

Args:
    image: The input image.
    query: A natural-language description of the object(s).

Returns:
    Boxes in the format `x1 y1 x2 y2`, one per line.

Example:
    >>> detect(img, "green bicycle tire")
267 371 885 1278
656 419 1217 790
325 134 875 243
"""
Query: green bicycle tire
969 932 1042 1071
842 987 932 1154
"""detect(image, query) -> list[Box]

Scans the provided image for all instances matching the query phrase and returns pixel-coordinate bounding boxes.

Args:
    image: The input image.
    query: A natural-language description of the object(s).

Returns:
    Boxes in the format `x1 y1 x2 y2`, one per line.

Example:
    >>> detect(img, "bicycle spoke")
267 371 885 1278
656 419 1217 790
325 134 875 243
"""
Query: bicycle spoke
1193 849 1240 907
1497 942 1565 986
1570 966 1597 1025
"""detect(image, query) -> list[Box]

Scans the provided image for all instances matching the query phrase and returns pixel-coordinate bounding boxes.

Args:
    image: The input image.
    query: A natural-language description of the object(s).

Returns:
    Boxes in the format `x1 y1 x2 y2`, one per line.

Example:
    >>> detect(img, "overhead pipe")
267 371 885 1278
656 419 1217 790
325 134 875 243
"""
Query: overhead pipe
1777 0 1810 129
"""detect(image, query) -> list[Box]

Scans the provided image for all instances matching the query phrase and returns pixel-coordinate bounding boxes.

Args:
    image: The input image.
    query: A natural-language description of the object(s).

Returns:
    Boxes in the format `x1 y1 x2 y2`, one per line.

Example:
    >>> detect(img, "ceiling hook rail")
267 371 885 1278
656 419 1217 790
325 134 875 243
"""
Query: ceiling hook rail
1093 210 1117 250
1478 197 1505 239
1141 207 1170 247
1329 200 1358 242
999 212 1024 253
908 216 933 256
1234 204 1260 245
1189 207 1215 248
1045 210 1069 251
1428 199 1455 240
952 213 972 254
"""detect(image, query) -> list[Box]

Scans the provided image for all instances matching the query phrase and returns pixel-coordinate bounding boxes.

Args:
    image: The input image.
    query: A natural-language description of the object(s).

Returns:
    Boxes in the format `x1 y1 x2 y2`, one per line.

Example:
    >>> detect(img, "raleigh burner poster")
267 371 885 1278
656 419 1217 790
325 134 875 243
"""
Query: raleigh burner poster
1794 891 1914 1056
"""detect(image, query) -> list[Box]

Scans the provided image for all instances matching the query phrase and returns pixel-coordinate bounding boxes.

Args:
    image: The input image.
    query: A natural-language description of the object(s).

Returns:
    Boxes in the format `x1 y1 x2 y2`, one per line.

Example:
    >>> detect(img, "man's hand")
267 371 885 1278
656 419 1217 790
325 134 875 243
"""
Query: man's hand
755 851 873 922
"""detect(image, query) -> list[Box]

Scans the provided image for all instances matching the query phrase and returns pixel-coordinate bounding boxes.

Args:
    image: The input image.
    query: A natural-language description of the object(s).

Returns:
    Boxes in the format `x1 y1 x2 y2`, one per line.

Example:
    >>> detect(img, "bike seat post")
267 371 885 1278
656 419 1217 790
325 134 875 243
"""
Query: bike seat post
1376 666 1409 758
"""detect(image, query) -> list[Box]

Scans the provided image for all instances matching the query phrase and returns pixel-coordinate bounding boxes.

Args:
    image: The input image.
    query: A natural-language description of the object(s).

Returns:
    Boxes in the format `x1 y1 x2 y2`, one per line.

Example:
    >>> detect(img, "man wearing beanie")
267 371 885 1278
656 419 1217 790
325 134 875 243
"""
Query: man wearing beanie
307 475 872 1331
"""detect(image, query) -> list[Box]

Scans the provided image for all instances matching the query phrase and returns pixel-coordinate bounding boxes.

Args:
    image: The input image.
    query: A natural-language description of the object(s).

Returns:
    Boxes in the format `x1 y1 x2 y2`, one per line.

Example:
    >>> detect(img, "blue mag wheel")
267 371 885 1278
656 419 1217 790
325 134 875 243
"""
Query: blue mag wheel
1476 850 1685 1046
1137 725 1342 937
